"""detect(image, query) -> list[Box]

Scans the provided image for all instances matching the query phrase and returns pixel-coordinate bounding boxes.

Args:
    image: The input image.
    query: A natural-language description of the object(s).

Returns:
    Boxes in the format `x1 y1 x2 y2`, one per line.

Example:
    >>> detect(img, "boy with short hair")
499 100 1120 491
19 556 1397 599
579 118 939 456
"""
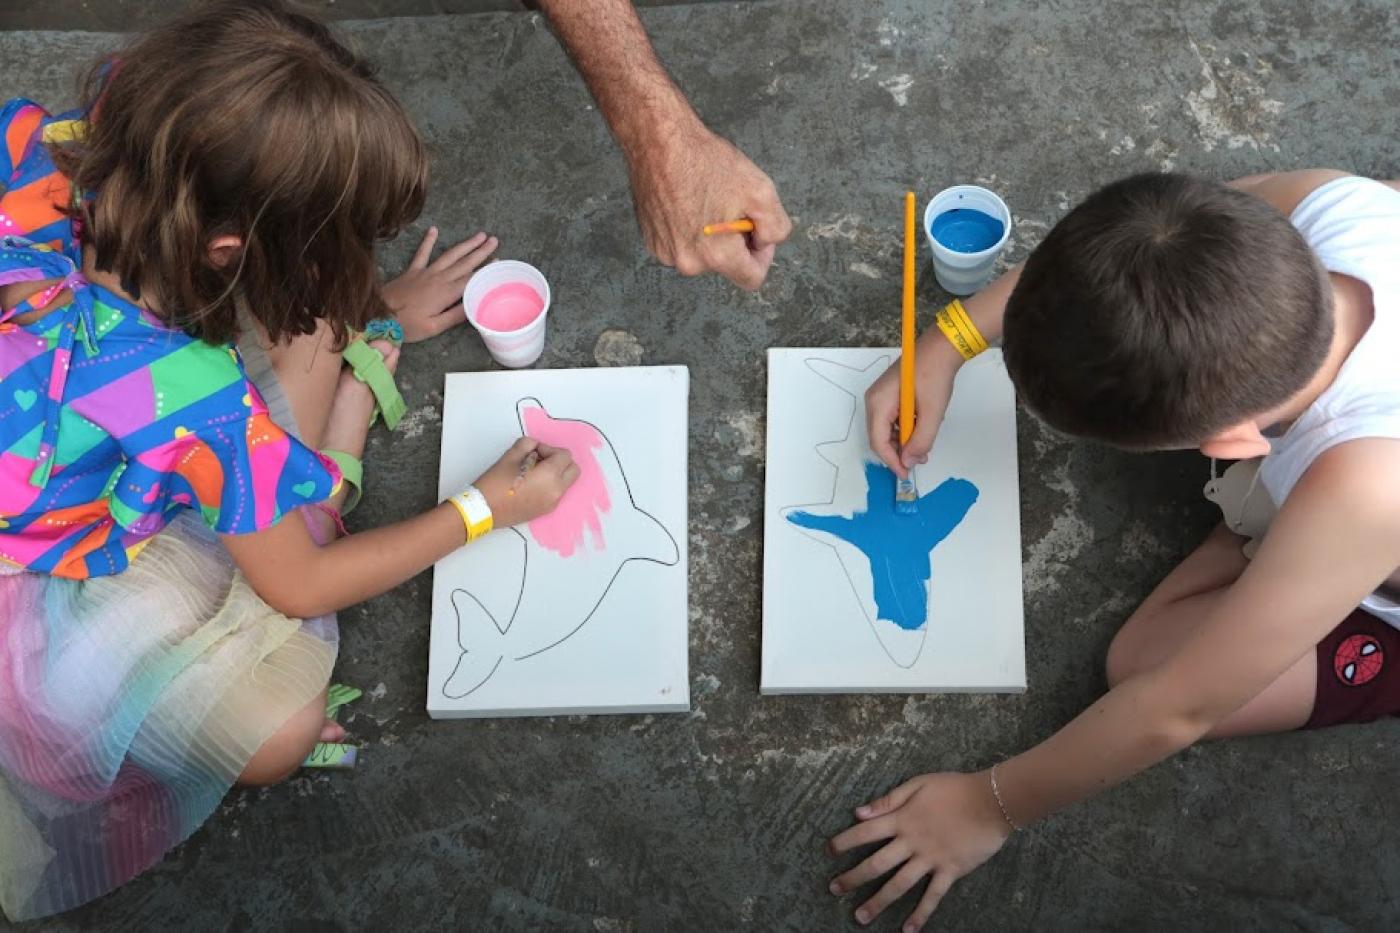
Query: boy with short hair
826 170 1400 932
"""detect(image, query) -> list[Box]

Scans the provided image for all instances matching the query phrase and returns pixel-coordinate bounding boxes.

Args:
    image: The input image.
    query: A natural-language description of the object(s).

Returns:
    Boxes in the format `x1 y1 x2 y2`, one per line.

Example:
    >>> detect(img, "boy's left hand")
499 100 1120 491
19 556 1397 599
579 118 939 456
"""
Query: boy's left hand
827 772 1011 930
382 227 498 342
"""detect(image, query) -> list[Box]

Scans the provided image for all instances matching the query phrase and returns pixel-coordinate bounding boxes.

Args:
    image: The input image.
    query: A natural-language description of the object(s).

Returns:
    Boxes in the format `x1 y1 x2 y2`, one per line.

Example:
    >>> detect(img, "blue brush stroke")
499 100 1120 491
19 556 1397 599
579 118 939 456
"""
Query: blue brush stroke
787 462 979 630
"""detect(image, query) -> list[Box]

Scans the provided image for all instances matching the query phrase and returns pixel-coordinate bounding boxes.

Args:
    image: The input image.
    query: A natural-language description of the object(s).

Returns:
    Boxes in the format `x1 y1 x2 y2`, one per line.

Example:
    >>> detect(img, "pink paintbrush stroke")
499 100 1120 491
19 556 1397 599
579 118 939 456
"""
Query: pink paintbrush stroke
522 405 610 557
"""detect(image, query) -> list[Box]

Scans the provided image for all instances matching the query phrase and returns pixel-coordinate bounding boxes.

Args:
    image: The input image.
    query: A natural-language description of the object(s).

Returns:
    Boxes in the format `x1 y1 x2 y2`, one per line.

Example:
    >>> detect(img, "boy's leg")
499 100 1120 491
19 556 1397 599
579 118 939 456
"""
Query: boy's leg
1105 523 1317 737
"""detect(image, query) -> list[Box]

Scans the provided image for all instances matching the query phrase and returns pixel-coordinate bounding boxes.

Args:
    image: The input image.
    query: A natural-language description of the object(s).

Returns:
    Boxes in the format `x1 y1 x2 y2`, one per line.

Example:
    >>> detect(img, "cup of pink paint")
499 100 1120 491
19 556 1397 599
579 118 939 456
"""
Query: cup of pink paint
463 260 551 368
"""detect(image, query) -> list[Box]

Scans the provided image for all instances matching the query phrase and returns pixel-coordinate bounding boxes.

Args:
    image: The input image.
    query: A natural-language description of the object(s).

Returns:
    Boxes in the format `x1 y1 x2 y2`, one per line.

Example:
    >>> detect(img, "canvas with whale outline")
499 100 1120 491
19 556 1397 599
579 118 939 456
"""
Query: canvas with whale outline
762 348 1024 694
428 366 689 718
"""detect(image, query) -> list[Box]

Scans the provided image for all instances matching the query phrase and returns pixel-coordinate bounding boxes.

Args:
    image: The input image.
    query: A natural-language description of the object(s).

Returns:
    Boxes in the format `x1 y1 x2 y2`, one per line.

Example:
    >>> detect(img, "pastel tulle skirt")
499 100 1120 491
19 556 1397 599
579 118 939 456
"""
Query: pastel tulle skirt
0 510 337 921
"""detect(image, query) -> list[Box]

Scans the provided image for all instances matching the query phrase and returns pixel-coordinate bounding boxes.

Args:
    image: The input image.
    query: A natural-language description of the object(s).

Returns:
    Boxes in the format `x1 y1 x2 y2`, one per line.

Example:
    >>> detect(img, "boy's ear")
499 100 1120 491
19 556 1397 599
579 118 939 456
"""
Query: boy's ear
206 235 243 269
1199 421 1271 460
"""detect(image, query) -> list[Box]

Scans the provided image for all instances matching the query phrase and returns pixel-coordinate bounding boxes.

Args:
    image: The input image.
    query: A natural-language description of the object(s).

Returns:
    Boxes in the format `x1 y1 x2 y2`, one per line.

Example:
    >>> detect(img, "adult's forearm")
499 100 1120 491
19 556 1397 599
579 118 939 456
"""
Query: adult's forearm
537 0 698 152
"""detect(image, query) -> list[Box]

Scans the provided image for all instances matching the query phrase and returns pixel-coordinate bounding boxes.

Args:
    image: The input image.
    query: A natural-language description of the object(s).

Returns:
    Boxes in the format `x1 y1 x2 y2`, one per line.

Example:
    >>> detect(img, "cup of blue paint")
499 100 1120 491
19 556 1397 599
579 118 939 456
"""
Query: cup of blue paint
924 185 1011 296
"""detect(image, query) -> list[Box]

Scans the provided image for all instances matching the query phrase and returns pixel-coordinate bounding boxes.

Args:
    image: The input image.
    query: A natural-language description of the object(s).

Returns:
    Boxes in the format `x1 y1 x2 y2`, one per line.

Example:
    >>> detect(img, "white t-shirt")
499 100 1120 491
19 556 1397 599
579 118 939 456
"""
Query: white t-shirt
1205 175 1400 627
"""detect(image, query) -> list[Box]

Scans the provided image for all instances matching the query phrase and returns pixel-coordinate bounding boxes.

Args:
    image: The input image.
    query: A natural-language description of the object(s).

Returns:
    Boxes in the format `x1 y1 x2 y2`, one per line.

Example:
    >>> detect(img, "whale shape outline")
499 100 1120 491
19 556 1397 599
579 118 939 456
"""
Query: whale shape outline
778 355 978 670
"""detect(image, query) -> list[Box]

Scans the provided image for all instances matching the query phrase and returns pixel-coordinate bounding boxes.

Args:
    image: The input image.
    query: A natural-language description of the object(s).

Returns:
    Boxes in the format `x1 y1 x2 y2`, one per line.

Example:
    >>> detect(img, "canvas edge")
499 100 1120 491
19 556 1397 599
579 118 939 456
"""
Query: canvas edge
426 365 694 718
426 700 692 720
760 683 1027 696
759 347 1029 695
425 371 468 716
674 365 693 712
758 347 788 694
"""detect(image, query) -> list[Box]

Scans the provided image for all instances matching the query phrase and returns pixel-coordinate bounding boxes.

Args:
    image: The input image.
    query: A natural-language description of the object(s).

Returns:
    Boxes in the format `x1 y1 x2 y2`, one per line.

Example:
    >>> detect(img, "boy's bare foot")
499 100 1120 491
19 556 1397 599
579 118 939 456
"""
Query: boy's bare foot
319 719 347 743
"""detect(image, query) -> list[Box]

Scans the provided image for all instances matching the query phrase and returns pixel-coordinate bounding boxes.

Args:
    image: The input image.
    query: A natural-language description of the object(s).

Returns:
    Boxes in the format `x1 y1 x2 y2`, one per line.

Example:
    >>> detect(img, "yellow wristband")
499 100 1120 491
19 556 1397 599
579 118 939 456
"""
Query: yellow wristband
447 486 494 543
933 299 989 360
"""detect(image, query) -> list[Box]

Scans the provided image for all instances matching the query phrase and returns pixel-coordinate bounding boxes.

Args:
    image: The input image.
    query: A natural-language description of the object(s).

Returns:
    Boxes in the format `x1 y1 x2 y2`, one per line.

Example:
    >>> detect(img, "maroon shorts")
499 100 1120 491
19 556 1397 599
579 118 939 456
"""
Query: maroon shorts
1305 609 1400 729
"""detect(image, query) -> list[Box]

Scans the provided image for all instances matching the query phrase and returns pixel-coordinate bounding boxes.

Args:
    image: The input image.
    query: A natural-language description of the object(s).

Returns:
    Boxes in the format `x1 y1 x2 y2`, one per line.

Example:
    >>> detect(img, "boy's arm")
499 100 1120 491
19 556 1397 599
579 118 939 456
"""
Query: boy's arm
998 437 1400 822
866 264 1021 474
830 440 1400 927
1230 169 1351 214
828 437 1400 924
535 0 791 290
953 170 1352 356
869 166 1359 475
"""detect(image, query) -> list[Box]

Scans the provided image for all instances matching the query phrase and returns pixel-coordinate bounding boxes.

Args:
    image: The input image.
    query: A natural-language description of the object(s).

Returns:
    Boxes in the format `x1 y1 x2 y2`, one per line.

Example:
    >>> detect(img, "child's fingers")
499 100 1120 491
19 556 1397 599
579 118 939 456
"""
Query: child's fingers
856 778 921 820
829 840 910 895
902 406 943 470
429 232 489 272
902 872 955 933
409 226 439 270
364 339 400 376
545 453 576 479
865 396 904 477
855 860 929 927
449 235 499 278
827 813 897 856
509 436 542 459
422 303 466 339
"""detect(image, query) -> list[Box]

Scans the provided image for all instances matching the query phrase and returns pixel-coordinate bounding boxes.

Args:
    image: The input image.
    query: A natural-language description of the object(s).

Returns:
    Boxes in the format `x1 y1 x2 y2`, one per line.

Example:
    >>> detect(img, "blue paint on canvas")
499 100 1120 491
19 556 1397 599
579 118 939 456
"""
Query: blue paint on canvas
787 462 979 630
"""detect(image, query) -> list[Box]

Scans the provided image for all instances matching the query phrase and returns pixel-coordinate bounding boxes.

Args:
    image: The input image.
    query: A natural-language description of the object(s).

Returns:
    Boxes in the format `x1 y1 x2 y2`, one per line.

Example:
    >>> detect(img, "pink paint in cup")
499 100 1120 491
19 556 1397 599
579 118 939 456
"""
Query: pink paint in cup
463 260 551 368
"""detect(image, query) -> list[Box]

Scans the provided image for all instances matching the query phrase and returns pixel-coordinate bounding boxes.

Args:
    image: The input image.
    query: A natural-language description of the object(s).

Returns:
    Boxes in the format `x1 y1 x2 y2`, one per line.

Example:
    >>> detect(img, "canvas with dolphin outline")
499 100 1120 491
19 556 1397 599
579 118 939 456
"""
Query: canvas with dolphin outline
429 367 689 718
761 348 1025 694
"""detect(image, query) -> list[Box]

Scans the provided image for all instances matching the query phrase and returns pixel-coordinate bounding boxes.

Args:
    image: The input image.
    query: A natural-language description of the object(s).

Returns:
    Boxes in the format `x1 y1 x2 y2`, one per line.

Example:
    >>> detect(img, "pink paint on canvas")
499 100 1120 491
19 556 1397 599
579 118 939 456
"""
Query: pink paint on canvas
522 405 610 557
475 282 544 332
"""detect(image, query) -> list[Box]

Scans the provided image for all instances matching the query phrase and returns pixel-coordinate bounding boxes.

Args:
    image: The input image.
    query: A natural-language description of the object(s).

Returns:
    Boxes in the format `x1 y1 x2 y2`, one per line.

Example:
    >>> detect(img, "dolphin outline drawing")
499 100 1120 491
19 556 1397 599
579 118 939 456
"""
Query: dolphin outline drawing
442 397 681 699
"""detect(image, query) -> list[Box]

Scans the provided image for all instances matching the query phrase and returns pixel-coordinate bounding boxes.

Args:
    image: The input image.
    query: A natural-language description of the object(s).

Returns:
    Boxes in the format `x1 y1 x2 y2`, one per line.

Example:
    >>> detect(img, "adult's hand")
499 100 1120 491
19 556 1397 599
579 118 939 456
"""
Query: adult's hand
538 0 791 290
627 119 791 290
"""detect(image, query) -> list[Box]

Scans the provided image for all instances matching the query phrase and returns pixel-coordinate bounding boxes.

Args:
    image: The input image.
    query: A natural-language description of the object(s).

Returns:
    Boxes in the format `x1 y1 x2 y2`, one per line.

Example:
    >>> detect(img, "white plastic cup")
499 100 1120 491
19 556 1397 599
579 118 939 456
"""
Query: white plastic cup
463 260 551 368
923 185 1012 296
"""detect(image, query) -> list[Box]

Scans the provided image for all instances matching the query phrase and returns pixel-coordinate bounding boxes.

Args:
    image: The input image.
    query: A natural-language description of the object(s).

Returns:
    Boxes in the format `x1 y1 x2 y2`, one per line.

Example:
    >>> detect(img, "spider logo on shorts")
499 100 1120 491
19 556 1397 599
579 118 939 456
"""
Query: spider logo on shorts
1333 634 1384 687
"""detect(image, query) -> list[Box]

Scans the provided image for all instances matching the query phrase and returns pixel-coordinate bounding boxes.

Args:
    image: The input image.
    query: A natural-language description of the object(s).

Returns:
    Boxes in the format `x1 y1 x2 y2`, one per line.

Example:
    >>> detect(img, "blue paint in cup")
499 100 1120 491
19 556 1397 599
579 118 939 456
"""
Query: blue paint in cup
929 208 1005 254
922 186 1012 295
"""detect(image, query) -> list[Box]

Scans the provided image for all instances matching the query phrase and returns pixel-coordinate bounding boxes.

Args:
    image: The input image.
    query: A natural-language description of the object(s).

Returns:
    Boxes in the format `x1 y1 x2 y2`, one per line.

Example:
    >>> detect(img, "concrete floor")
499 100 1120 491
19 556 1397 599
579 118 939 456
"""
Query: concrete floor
4 1 1400 930
0 0 729 33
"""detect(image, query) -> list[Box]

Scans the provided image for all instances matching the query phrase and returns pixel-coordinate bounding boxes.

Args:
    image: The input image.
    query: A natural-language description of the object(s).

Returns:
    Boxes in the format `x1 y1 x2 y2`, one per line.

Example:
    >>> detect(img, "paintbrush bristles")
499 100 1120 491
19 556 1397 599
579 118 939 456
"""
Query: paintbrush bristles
894 474 919 514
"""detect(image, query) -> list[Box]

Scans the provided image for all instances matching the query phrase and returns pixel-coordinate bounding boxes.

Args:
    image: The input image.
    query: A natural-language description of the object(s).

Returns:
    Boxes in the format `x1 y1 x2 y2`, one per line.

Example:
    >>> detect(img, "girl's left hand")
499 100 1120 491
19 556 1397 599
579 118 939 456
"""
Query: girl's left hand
382 227 499 342
827 771 1012 931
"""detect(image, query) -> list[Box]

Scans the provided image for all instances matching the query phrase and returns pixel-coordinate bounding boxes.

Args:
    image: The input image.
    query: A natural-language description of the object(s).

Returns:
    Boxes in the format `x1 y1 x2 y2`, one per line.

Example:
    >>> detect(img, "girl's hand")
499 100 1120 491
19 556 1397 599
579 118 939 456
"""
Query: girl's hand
473 438 579 528
865 337 961 479
382 227 499 342
827 772 1011 931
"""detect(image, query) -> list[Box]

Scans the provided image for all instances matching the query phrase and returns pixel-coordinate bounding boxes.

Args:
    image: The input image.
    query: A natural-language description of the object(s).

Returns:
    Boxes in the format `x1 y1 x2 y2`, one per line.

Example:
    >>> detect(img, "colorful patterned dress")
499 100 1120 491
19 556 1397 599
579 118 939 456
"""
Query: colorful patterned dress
0 99 342 920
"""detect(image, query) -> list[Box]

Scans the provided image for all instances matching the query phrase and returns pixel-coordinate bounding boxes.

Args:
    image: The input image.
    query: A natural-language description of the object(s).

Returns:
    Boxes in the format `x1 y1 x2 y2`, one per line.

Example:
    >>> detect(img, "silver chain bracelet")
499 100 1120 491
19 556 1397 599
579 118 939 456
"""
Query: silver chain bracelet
989 763 1021 832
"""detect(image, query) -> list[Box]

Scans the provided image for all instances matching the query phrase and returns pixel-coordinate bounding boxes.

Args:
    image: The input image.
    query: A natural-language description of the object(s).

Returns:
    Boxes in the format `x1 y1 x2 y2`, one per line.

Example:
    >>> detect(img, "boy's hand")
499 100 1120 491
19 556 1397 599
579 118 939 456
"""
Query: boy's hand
474 438 580 528
866 338 961 478
827 772 1011 931
383 227 499 342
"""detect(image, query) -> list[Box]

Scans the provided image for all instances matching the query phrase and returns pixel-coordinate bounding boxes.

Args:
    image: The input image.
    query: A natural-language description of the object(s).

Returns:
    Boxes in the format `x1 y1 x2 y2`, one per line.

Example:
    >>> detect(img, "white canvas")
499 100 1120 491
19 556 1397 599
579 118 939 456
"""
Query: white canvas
427 366 690 718
761 348 1024 694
